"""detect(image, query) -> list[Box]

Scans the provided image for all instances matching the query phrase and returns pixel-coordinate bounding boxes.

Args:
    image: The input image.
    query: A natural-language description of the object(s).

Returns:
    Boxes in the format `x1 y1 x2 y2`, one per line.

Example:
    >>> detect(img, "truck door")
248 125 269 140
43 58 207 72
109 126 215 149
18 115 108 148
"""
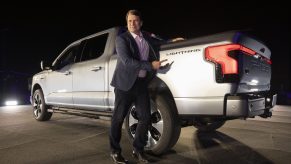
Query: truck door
46 44 80 107
71 33 109 111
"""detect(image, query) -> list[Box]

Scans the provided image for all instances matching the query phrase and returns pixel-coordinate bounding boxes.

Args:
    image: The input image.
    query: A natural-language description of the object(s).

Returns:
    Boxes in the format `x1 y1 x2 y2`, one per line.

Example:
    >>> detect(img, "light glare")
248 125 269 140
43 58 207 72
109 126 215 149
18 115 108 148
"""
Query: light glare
5 100 18 106
251 79 259 84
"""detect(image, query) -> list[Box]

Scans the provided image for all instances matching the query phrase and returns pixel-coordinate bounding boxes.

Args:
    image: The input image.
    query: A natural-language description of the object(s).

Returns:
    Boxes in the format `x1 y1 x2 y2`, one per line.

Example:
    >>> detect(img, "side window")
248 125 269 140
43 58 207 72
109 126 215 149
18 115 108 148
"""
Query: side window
55 45 79 70
80 33 108 62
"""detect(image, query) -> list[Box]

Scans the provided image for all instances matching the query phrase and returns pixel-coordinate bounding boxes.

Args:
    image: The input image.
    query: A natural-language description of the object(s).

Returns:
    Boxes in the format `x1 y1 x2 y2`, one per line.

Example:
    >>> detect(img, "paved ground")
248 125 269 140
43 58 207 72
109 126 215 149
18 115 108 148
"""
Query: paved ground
0 105 291 164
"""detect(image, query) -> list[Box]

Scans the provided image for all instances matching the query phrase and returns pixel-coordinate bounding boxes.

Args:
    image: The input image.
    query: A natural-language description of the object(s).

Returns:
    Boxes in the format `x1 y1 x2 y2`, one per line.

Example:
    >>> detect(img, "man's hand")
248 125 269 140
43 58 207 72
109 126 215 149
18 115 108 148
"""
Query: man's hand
171 37 185 42
151 59 168 70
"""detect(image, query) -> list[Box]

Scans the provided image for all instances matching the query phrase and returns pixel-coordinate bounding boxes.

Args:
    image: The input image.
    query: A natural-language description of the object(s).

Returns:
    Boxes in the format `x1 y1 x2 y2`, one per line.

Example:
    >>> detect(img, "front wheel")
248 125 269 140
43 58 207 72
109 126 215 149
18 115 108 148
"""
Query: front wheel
125 95 181 155
32 89 52 121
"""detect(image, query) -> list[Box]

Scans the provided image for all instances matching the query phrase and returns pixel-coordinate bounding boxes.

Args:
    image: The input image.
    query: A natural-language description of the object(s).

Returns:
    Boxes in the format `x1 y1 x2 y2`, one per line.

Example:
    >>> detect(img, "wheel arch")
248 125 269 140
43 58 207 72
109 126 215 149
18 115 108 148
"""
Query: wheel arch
148 77 178 116
31 83 43 103
32 83 42 95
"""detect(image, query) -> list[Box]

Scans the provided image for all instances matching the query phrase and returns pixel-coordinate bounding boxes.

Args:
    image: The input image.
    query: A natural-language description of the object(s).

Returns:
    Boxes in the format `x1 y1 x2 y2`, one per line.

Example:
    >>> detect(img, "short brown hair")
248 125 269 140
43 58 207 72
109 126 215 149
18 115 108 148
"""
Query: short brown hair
126 9 142 21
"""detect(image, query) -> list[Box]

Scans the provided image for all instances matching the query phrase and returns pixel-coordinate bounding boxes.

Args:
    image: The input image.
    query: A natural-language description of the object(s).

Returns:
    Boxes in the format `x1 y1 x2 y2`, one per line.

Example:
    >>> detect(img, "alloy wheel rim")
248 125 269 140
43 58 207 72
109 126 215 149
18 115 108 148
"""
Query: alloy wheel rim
128 102 164 150
33 92 42 118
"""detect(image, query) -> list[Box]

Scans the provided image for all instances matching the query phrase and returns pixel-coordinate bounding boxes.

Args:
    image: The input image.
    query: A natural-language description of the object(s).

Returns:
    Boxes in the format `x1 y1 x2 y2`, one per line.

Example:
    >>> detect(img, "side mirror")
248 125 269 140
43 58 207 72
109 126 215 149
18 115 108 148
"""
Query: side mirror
40 60 51 70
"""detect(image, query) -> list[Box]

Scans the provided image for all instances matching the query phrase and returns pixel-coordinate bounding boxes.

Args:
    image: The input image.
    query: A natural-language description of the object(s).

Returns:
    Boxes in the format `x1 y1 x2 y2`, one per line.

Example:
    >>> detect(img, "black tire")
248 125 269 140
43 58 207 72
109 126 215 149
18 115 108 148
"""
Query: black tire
32 89 52 121
193 118 225 132
125 94 181 155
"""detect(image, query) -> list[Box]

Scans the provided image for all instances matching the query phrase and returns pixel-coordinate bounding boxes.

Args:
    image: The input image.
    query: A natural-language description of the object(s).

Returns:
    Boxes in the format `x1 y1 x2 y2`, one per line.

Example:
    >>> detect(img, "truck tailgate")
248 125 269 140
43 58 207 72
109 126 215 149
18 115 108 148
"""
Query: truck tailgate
234 33 272 93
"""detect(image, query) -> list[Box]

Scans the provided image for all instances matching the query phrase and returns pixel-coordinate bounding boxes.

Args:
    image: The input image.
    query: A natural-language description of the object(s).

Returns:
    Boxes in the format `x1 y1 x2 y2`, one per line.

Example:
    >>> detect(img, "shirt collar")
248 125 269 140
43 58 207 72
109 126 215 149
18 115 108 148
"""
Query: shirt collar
130 32 143 39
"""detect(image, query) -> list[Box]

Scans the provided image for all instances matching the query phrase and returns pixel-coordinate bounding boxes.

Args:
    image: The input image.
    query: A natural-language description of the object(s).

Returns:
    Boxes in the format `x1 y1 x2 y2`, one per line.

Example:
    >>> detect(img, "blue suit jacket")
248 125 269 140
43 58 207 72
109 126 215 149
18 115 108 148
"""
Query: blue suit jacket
110 31 160 91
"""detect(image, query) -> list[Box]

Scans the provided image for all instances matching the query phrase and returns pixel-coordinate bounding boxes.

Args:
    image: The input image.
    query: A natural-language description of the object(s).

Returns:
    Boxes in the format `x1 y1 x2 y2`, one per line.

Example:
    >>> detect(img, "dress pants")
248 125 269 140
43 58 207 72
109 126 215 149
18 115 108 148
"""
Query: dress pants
109 78 151 153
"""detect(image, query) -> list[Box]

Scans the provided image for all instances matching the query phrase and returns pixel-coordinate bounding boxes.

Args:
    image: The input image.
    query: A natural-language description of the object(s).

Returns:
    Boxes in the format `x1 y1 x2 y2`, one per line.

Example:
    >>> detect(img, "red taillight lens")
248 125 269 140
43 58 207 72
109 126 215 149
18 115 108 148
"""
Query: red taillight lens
205 44 256 74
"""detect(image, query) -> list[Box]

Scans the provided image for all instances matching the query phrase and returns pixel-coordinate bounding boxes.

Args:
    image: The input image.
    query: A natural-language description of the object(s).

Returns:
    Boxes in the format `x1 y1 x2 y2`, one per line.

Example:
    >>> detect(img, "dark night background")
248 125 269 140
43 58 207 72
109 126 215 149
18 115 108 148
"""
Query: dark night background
0 1 290 105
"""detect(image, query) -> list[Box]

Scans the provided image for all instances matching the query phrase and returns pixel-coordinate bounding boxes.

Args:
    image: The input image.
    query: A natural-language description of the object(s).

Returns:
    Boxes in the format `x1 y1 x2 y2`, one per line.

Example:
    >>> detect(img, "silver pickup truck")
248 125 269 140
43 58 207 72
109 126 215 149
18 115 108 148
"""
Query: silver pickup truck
31 27 277 154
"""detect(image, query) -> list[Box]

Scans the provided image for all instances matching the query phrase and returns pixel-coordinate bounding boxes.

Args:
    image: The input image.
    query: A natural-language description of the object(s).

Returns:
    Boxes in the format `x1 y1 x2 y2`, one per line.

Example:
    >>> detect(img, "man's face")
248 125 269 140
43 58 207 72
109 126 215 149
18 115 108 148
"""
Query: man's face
127 13 142 34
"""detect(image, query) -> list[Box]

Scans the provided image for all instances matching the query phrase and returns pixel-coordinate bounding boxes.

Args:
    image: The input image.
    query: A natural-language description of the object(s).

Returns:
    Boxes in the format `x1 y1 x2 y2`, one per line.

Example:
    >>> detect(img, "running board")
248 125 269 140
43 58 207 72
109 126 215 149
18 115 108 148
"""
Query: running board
48 107 113 119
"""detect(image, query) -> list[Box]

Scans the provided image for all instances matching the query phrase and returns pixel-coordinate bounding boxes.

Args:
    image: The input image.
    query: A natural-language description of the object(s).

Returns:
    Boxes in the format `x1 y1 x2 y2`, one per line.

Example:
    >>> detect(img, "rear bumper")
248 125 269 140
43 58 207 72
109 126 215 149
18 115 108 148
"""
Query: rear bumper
175 93 277 118
225 93 277 117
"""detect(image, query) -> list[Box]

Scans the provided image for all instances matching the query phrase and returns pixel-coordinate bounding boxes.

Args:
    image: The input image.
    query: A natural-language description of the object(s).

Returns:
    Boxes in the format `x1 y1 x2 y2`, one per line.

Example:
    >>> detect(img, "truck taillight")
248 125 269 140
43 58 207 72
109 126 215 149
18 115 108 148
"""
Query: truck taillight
205 44 256 74
205 44 256 83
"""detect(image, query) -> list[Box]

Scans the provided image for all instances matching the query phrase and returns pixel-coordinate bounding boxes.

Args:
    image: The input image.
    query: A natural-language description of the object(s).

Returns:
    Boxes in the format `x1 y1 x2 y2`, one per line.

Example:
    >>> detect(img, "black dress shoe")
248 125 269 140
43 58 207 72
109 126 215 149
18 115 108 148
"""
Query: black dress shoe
110 152 128 164
132 150 149 163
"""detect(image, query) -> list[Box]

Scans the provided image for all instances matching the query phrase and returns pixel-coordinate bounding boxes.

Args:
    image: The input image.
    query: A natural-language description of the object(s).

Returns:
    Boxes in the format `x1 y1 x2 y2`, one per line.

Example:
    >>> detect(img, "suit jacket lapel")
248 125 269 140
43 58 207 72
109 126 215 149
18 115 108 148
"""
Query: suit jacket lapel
126 31 157 61
126 31 141 60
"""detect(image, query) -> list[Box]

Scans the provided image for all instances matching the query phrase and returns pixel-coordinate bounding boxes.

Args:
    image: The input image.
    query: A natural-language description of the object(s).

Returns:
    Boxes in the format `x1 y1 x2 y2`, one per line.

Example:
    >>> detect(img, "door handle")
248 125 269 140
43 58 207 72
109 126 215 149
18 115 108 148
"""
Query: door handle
91 66 102 71
63 71 71 75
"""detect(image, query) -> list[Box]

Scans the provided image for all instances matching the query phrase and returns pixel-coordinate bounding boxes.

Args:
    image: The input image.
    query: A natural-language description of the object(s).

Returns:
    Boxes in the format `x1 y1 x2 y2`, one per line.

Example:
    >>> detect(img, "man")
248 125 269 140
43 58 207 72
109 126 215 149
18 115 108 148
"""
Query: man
109 9 165 164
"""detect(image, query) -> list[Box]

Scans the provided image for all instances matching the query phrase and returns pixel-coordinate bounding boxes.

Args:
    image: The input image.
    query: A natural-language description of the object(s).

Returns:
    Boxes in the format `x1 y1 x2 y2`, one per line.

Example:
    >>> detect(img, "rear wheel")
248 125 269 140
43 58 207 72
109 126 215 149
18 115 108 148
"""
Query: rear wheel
193 118 225 132
125 94 181 155
32 89 52 121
